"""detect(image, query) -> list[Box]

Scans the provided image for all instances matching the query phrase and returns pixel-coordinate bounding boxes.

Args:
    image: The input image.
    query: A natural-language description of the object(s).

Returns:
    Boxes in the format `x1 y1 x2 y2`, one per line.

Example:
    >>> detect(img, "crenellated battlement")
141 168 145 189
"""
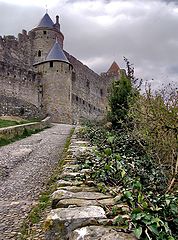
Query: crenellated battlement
0 12 119 123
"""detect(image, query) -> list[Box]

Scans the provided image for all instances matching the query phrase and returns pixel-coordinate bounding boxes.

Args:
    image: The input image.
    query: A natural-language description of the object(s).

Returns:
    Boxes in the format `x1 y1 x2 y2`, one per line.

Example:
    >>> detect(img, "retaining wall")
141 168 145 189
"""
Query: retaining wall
0 117 51 140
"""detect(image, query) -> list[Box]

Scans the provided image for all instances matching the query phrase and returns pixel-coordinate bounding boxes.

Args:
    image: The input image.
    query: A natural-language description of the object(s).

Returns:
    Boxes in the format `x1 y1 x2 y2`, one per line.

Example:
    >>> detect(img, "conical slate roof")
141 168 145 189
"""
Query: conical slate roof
107 61 120 74
37 13 54 28
46 39 69 63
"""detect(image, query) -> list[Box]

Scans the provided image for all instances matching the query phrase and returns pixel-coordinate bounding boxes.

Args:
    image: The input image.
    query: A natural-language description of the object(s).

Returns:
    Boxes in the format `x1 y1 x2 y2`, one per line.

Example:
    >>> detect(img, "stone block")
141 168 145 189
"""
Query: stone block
62 164 79 172
57 185 97 193
45 206 106 240
52 190 111 209
54 197 115 208
69 226 136 240
59 172 84 180
57 179 83 187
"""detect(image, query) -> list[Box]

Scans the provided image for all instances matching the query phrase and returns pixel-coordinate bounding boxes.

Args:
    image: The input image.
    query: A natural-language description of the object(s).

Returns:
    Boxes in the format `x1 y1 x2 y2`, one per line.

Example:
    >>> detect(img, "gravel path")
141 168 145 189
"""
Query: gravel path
0 124 73 239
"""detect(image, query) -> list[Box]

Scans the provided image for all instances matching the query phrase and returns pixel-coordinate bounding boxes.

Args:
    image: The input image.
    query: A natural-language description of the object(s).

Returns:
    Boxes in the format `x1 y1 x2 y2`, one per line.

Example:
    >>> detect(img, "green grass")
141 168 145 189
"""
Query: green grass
0 128 43 147
0 119 29 128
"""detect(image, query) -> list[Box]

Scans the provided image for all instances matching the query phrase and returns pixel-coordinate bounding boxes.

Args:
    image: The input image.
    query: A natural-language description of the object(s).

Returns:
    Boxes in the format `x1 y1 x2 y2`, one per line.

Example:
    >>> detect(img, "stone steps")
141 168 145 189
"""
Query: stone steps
45 127 136 240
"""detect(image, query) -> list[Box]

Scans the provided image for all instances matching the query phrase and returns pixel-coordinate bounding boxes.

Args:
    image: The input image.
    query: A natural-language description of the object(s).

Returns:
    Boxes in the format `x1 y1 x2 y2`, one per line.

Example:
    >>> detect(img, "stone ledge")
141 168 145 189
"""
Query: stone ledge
45 206 106 240
69 226 136 240
45 127 136 240
0 116 51 140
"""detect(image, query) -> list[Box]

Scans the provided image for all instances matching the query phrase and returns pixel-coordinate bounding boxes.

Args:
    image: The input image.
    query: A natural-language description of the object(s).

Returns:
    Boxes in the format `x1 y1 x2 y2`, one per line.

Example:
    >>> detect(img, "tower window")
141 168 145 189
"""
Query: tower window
38 50 41 57
50 61 53 68
100 89 103 96
72 71 76 82
86 79 90 88
43 30 47 35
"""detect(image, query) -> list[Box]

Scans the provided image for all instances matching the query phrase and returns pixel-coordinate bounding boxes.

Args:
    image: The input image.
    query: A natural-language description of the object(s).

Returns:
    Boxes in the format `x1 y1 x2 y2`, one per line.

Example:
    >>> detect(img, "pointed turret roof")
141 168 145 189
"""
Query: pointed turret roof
37 13 54 28
107 61 120 74
46 39 69 64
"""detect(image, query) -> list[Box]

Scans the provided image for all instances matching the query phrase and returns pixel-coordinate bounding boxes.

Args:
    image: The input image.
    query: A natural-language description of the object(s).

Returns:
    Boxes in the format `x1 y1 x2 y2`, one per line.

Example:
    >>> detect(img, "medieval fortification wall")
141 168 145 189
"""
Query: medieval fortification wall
0 13 118 123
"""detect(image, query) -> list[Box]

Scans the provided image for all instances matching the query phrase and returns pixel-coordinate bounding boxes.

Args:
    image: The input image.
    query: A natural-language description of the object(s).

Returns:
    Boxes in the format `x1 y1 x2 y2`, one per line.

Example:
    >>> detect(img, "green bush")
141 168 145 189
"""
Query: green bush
78 125 178 240
129 84 178 190
77 59 177 239
108 71 133 127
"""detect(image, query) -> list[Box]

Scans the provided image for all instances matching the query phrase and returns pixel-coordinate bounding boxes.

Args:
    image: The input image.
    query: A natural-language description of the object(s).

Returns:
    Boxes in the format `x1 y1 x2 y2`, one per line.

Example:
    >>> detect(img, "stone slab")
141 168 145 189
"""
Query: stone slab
45 206 106 240
54 197 115 208
57 186 97 193
52 190 112 208
69 226 136 240
57 180 83 187
52 190 111 201
59 172 84 180
62 165 79 172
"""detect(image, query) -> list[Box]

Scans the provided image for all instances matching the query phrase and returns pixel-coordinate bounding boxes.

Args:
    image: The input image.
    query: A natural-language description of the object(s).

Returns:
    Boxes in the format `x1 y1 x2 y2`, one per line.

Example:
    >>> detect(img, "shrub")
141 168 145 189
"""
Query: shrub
129 84 178 191
78 125 178 240
108 71 133 127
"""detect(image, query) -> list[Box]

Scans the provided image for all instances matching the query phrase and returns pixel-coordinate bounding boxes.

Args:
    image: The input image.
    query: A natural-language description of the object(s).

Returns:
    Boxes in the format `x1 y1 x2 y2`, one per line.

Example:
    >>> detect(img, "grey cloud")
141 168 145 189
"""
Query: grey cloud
0 3 42 36
0 0 178 89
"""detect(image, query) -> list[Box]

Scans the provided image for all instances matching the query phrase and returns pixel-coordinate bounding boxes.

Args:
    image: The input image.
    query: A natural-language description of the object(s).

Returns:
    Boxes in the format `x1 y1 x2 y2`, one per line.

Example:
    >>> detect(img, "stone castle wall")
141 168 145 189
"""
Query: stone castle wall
0 61 43 119
30 28 64 64
0 31 33 67
35 61 73 123
65 52 107 121
0 35 108 122
0 15 111 123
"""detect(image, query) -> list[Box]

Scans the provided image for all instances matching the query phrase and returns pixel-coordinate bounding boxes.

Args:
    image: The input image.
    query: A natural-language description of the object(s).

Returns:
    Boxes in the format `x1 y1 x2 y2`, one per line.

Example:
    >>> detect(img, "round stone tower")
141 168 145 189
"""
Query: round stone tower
29 13 64 64
34 39 73 124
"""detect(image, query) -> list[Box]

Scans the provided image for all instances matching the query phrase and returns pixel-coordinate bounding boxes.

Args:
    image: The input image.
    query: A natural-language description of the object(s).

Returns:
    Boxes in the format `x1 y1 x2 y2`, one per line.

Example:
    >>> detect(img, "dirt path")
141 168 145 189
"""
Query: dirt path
0 124 73 240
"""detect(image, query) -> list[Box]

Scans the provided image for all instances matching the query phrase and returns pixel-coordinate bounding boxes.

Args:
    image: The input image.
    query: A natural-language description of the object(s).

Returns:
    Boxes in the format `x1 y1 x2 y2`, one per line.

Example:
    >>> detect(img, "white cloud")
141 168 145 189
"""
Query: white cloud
0 0 59 7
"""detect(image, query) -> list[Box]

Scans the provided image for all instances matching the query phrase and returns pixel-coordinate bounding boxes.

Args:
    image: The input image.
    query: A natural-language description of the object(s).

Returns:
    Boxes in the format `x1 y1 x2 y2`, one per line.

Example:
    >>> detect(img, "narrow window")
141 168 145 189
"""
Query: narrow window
76 96 78 101
38 50 41 57
72 71 76 82
43 30 47 35
86 79 90 88
100 89 103 96
50 61 53 68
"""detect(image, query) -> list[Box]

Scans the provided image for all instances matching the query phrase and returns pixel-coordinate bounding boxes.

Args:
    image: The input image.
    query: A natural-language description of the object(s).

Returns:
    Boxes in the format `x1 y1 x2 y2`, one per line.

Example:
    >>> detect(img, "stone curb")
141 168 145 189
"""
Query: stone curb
45 126 136 240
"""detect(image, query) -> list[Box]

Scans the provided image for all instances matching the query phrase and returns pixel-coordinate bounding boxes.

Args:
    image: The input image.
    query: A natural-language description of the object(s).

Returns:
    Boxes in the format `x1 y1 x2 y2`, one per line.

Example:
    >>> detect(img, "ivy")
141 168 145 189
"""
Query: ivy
77 125 178 240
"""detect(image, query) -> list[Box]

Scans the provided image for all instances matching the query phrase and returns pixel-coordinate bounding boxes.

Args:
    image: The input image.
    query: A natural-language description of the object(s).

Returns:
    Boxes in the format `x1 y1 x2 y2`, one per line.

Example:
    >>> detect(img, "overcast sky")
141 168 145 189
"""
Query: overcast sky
0 0 178 89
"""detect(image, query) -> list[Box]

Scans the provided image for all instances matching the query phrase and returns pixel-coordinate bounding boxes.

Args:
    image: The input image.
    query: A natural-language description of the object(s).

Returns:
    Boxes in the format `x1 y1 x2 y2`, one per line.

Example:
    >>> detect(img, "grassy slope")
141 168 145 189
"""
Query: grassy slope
0 119 25 128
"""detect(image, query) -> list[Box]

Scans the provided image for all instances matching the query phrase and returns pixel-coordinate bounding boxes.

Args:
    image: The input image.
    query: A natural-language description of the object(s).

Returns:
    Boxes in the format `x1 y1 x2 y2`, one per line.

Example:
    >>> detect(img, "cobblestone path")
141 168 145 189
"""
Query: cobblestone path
0 124 73 240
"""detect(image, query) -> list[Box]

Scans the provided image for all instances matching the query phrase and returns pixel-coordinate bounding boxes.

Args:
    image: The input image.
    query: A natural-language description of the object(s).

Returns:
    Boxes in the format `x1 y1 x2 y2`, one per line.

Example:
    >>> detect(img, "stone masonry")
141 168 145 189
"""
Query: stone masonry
45 127 136 240
0 12 122 123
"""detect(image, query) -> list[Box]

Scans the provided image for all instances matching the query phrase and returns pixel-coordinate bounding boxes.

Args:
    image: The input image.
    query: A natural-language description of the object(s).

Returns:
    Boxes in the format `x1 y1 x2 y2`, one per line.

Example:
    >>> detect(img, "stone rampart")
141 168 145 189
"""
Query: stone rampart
0 32 33 67
0 20 109 123
0 61 43 119
0 62 40 106
65 52 106 121
0 95 42 119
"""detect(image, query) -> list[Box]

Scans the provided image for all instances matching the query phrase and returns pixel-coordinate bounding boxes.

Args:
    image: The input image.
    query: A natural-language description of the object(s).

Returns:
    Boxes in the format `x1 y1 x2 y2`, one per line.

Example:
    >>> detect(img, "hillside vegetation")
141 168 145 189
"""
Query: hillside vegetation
78 60 178 240
0 119 28 128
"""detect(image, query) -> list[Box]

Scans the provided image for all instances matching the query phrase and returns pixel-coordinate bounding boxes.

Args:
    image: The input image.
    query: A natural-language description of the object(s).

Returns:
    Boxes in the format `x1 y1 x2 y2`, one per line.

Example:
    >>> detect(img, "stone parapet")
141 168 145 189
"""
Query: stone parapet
0 117 51 141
